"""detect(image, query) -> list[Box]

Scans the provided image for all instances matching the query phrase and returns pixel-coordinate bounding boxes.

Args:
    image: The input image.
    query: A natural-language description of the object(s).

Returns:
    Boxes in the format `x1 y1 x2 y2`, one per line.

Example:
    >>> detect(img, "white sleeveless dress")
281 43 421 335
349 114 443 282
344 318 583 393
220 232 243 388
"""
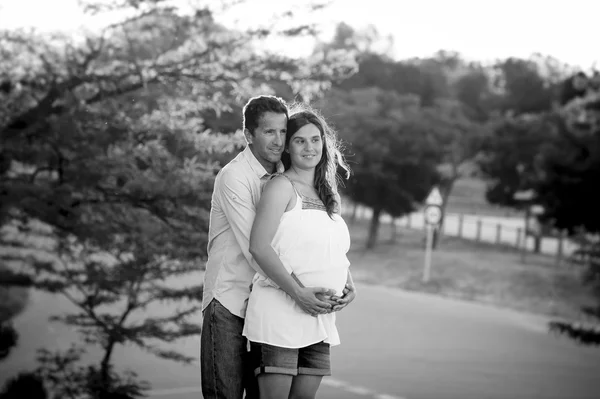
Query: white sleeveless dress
242 178 351 348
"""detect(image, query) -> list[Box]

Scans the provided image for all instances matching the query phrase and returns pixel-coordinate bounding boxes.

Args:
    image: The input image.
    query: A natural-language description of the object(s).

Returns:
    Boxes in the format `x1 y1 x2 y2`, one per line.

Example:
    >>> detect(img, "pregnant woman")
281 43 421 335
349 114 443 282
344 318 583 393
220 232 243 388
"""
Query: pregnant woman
243 104 356 399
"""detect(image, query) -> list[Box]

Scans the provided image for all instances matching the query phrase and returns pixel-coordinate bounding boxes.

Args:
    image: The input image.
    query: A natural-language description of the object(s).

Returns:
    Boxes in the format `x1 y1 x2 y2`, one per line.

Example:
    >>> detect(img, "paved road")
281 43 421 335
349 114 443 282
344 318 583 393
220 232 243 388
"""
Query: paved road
2 284 599 399
325 285 600 399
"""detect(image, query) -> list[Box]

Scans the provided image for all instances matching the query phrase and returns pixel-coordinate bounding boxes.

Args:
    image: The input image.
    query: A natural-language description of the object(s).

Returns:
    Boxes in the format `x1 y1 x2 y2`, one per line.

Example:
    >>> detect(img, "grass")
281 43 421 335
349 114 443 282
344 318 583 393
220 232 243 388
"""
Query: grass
445 177 523 218
346 217 596 322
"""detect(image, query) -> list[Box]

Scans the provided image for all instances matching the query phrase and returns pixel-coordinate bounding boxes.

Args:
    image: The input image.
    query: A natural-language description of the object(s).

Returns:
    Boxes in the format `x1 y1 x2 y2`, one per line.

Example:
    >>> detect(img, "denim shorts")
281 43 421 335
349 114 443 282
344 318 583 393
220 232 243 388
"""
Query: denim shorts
249 341 331 377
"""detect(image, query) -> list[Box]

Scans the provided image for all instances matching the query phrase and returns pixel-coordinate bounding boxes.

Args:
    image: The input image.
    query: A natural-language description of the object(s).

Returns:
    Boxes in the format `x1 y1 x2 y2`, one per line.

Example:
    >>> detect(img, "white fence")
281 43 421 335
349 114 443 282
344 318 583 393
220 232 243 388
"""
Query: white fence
346 205 577 261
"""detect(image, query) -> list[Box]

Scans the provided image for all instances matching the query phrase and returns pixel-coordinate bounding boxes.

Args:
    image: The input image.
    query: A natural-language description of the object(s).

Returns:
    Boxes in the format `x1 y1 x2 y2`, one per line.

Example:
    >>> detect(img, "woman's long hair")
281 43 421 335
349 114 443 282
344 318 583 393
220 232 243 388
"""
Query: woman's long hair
282 103 351 218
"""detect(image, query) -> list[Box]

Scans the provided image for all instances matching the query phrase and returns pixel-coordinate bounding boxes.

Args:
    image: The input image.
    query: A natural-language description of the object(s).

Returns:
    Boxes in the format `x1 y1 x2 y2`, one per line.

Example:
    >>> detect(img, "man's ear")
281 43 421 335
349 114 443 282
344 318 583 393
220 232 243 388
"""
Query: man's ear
244 128 253 144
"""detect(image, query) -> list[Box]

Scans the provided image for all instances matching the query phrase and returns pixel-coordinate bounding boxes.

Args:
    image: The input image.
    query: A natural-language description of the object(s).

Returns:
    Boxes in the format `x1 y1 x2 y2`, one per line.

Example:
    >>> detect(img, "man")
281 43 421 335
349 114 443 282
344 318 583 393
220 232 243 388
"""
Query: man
201 95 356 398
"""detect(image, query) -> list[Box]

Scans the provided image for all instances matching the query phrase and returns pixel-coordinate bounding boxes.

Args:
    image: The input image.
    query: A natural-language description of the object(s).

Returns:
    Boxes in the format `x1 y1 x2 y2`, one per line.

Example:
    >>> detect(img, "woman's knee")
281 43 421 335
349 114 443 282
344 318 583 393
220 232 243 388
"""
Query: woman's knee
258 373 293 399
288 375 322 399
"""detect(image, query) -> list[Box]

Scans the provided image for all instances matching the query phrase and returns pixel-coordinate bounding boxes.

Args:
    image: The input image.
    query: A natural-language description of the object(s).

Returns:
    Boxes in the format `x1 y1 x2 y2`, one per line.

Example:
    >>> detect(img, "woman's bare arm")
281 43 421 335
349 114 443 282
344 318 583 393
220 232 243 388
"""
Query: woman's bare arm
249 176 335 316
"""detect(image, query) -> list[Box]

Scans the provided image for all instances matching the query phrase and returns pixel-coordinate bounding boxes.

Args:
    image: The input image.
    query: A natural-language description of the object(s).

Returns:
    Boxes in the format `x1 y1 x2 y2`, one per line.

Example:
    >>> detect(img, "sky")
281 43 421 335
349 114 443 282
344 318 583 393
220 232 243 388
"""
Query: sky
0 0 598 69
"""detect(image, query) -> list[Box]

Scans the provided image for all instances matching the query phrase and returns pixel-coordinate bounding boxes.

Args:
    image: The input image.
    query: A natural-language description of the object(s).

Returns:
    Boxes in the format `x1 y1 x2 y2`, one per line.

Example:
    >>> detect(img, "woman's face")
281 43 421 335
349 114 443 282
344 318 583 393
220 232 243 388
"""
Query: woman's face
287 123 323 170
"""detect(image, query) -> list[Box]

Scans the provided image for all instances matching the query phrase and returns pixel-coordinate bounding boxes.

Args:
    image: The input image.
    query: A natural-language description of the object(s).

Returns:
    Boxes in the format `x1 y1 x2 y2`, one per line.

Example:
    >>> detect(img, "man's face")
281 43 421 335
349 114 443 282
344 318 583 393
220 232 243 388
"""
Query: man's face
245 111 287 172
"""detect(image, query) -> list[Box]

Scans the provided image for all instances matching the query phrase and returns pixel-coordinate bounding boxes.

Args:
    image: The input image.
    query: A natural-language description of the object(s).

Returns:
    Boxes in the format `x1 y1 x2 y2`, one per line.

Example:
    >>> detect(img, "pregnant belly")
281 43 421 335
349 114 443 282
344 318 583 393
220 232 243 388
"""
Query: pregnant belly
295 267 348 296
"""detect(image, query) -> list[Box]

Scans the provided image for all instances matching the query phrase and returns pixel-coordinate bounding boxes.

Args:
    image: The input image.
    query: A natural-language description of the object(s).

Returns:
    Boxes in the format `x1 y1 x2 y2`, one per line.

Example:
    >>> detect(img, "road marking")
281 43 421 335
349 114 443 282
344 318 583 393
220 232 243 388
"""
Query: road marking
345 385 374 395
322 377 407 399
148 386 202 396
148 378 408 399
322 377 346 388
375 395 405 399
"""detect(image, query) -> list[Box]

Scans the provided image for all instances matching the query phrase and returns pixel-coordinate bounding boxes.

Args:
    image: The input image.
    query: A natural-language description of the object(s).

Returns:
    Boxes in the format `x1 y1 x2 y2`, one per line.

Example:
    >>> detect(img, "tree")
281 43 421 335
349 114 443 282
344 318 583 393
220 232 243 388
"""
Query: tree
476 113 560 252
315 42 493 249
0 323 18 362
537 117 600 233
1 271 36 395
539 91 600 346
0 0 356 395
417 99 484 246
0 373 47 399
319 88 441 249
0 269 30 361
453 66 499 122
493 57 555 115
338 53 451 108
317 22 394 56
477 114 556 207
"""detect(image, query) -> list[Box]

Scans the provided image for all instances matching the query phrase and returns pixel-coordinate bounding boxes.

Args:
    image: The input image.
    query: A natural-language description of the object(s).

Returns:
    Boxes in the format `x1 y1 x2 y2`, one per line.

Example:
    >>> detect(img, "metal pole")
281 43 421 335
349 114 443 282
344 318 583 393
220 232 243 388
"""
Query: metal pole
423 224 434 283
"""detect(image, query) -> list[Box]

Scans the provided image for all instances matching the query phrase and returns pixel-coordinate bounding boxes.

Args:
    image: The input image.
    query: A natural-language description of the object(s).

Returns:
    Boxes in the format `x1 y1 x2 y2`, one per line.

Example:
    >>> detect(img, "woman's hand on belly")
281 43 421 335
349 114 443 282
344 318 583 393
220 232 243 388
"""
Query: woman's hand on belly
329 283 356 312
315 292 339 309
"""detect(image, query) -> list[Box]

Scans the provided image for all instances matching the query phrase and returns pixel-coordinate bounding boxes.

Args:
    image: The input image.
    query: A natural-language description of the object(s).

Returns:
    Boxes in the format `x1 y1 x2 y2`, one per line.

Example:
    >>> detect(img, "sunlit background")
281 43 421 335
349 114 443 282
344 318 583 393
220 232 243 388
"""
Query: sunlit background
2 0 600 67
1 1 600 398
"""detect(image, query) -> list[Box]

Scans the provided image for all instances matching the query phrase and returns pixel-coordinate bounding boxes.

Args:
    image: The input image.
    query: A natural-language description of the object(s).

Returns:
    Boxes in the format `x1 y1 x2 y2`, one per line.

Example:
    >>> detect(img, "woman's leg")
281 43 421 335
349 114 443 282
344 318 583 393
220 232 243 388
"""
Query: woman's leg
290 341 330 399
257 374 293 399
250 342 298 399
288 375 323 399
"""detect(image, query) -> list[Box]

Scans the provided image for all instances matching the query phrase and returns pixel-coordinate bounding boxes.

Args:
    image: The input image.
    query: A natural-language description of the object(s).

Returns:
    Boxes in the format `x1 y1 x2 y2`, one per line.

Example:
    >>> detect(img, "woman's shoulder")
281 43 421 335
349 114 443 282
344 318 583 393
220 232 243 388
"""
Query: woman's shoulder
264 173 295 193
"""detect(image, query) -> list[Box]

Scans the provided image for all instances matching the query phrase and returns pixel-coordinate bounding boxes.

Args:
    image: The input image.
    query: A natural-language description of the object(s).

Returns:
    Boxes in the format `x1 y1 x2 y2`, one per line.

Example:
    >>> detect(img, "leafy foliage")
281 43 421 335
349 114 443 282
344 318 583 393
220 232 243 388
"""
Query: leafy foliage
320 88 442 248
536 114 600 233
0 280 29 361
493 57 556 115
533 88 600 346
317 32 486 248
0 372 47 399
0 324 18 361
0 0 356 394
477 114 558 207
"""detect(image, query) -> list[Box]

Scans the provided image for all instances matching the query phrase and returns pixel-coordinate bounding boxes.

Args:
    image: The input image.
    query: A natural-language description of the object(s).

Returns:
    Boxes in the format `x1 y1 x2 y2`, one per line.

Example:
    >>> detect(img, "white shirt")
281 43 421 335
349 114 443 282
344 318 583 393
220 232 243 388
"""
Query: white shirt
202 146 284 318
243 183 351 348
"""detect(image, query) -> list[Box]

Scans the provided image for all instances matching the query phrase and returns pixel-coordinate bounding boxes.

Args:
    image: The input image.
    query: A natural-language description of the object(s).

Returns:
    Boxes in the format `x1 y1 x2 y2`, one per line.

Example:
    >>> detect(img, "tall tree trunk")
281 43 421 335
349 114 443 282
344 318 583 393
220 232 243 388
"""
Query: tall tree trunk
350 202 358 225
99 339 116 395
366 207 382 249
389 218 398 243
432 178 456 249
533 235 542 253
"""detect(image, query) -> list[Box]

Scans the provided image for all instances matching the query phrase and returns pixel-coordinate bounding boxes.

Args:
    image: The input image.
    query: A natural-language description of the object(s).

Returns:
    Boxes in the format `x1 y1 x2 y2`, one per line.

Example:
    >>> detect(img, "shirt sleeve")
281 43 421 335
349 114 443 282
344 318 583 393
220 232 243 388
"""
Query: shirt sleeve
214 168 264 275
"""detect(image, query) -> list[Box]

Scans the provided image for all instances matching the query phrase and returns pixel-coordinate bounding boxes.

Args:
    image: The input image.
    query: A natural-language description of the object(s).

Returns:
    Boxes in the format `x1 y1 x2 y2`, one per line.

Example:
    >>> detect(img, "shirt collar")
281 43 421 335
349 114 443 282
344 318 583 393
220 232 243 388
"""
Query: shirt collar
242 145 285 178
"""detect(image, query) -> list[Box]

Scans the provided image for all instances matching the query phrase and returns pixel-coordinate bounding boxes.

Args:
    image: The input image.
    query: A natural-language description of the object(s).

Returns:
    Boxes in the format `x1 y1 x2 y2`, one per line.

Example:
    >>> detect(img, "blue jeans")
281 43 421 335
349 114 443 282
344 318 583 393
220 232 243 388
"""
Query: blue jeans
201 299 259 399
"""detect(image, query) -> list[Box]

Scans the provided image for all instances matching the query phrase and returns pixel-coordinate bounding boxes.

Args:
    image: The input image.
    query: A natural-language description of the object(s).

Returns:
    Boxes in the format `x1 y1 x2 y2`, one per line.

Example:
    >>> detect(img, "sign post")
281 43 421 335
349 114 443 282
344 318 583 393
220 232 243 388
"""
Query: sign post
422 187 443 283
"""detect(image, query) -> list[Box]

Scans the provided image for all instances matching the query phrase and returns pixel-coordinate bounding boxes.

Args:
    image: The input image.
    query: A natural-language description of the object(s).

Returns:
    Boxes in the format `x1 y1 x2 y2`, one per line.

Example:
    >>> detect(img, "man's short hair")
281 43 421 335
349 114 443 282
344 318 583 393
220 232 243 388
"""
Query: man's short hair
242 95 289 135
